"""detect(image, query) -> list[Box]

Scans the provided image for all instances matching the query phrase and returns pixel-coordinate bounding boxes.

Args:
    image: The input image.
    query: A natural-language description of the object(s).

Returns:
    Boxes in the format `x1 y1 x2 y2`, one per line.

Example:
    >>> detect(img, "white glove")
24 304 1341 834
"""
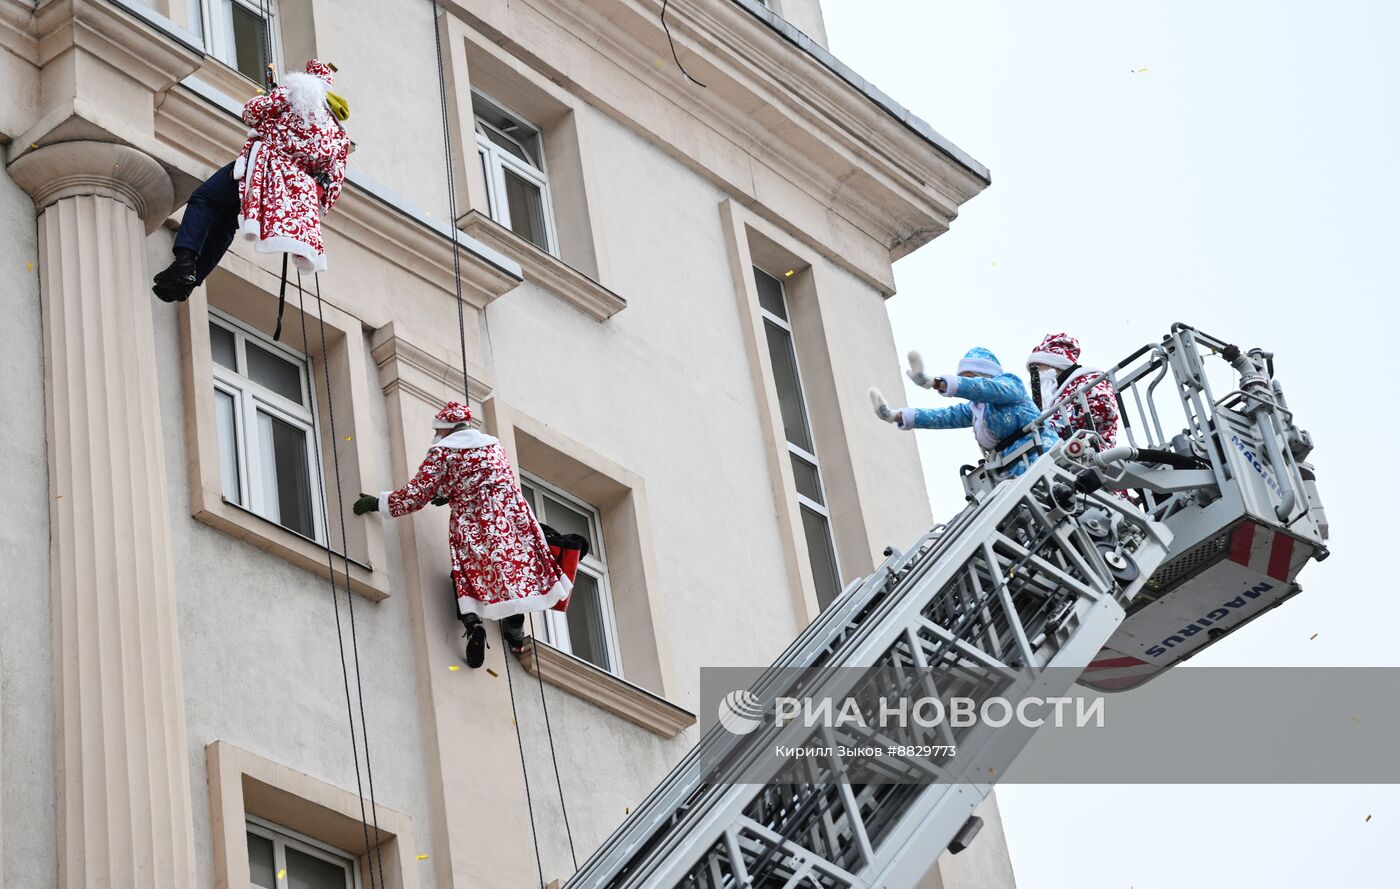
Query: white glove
906 351 936 389
869 387 898 424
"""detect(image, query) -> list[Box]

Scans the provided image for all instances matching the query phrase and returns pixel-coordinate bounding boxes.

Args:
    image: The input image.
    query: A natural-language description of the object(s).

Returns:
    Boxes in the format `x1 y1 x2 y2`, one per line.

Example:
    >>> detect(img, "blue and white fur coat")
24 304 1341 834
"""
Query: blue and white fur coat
898 347 1058 478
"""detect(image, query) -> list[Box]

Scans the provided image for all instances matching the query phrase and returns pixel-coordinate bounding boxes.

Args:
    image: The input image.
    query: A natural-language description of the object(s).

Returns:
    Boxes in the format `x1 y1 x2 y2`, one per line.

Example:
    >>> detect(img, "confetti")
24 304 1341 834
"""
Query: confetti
625 807 631 814
487 668 499 677
278 869 286 880
30 143 37 149
27 263 33 272
417 853 430 860
1366 814 1372 822
343 436 353 441
1310 633 1318 640
448 664 461 672
1132 67 1149 73
783 269 796 278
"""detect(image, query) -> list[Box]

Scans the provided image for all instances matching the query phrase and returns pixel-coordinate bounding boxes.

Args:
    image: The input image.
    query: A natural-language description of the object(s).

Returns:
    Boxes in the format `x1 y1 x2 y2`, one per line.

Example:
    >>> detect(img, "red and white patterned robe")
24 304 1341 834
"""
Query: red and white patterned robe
1043 367 1120 447
234 73 350 273
379 431 569 619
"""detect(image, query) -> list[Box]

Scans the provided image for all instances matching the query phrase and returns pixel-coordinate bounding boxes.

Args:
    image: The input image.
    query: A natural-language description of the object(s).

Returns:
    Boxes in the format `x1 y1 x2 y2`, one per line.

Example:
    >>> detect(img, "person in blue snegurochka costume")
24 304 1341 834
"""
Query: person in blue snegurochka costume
869 346 1058 478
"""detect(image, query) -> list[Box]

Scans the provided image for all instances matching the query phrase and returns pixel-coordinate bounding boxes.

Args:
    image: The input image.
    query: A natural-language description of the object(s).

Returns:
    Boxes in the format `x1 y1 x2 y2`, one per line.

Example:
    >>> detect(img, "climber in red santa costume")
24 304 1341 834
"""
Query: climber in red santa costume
352 402 569 668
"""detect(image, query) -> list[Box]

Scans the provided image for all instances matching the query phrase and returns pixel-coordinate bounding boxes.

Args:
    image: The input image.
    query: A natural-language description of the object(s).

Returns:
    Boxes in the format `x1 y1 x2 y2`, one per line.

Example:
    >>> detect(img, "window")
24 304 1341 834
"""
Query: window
520 476 621 674
474 92 558 254
753 267 842 608
247 816 357 889
204 0 278 84
210 311 324 543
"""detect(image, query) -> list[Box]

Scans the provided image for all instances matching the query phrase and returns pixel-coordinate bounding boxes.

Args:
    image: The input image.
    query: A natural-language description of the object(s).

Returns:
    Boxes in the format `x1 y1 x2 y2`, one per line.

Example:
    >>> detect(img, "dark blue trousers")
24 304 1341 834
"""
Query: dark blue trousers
174 162 241 285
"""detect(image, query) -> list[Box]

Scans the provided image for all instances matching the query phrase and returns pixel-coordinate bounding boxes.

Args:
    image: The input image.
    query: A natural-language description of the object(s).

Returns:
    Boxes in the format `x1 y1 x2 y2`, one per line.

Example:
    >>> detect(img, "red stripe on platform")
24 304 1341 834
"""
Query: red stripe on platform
1228 522 1256 565
1088 656 1149 670
1083 674 1150 691
1267 532 1296 581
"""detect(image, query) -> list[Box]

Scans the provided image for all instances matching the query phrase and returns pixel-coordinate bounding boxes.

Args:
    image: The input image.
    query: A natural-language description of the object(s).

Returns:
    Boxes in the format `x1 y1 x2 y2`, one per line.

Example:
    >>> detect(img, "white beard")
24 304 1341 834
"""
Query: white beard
281 72 331 126
1038 368 1060 408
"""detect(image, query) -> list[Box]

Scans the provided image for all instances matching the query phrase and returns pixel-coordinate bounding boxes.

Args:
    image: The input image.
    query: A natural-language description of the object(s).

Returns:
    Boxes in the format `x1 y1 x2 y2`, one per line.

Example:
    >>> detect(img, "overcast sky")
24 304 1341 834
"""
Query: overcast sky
820 1 1398 885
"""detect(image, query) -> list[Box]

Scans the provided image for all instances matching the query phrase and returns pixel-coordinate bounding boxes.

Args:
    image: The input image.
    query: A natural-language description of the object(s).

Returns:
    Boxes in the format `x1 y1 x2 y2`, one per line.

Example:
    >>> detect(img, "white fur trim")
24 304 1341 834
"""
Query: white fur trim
378 491 392 513
456 574 573 620
939 374 960 397
957 357 1002 377
433 429 498 449
1028 350 1073 369
971 402 999 450
238 219 326 273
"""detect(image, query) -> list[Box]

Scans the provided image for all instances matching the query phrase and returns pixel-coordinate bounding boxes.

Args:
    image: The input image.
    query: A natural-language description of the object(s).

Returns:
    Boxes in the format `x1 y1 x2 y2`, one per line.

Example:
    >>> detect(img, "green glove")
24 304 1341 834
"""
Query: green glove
353 493 379 515
431 496 450 507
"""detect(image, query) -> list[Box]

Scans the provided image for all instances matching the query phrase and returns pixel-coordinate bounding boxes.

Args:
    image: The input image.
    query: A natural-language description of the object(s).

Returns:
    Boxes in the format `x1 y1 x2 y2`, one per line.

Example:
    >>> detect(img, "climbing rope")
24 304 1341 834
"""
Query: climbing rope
250 1 385 883
293 273 388 889
528 611 580 869
427 1 575 885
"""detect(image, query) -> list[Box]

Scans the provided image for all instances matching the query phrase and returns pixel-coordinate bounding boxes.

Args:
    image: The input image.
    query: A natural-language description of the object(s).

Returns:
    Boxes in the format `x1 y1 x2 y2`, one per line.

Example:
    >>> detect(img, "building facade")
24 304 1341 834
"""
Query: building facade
0 0 1010 886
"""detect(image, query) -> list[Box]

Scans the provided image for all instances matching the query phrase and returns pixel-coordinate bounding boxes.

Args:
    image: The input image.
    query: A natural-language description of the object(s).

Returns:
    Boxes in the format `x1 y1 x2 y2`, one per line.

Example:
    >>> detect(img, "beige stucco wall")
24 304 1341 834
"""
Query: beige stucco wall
0 0 1010 886
0 157 58 889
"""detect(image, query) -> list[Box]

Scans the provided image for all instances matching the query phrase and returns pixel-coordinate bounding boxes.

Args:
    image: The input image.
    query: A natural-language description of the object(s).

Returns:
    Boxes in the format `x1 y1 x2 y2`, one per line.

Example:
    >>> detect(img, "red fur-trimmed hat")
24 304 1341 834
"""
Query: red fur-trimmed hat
1028 332 1081 369
432 401 472 429
305 59 337 85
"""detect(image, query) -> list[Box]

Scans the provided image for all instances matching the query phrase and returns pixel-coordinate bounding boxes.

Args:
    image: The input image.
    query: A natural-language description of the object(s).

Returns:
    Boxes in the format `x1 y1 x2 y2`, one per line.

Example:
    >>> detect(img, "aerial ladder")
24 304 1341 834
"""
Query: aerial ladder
563 324 1329 889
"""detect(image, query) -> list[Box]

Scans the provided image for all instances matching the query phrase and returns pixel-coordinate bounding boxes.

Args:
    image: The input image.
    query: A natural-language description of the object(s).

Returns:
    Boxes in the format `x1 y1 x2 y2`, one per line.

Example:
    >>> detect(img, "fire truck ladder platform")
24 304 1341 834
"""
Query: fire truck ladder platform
563 323 1328 889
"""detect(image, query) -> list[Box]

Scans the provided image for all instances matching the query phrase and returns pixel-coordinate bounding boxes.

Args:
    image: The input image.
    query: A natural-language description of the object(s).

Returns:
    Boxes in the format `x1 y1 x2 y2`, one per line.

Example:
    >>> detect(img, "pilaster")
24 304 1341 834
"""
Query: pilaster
8 139 195 889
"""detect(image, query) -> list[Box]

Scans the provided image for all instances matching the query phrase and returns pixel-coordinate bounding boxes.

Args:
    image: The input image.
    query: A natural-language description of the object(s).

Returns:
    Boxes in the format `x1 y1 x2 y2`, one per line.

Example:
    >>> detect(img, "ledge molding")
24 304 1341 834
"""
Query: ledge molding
461 210 626 321
516 638 696 738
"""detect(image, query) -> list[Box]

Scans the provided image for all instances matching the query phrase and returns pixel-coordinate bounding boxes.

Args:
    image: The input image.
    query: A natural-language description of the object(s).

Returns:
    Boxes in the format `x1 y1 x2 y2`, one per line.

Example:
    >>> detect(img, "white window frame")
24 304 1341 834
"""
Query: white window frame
754 268 843 598
202 0 282 83
210 310 326 545
473 91 560 256
246 815 359 889
519 474 622 675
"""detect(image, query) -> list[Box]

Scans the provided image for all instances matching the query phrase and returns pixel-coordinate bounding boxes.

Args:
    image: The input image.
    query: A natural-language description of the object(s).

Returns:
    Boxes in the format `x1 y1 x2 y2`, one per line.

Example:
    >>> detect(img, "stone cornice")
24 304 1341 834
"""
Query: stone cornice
516 638 696 738
370 321 494 410
156 78 523 308
32 0 200 94
460 210 627 322
444 0 988 271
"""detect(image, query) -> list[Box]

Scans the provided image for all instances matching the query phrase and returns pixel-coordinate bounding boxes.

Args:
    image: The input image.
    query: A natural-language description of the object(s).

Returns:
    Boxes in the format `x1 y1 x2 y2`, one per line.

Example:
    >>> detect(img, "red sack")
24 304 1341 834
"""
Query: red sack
540 524 589 613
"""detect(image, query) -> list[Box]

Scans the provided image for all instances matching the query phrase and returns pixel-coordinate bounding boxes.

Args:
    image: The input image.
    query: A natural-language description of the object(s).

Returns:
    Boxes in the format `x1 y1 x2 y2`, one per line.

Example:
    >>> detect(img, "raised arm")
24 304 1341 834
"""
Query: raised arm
898 403 974 430
241 88 287 131
937 373 1029 406
380 447 449 517
317 129 350 214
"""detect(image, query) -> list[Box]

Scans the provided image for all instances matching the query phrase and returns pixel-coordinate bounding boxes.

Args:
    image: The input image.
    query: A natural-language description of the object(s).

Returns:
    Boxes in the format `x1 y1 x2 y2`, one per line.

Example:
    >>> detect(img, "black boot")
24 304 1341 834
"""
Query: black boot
460 613 488 669
152 248 198 303
500 614 527 653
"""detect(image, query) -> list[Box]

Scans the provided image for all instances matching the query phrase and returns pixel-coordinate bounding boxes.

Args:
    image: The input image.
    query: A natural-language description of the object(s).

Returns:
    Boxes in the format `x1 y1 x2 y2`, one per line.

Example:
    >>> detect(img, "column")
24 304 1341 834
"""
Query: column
8 140 196 889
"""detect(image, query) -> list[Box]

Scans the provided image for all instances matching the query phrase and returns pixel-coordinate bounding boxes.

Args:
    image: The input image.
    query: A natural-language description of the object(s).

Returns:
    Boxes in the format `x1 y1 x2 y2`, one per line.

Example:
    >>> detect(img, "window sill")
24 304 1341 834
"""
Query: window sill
195 55 265 107
193 491 390 603
459 210 626 321
516 638 695 738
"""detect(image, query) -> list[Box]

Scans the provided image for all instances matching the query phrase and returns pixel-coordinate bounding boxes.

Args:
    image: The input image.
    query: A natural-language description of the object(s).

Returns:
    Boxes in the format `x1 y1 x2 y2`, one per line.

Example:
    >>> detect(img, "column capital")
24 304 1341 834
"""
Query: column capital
8 140 173 233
